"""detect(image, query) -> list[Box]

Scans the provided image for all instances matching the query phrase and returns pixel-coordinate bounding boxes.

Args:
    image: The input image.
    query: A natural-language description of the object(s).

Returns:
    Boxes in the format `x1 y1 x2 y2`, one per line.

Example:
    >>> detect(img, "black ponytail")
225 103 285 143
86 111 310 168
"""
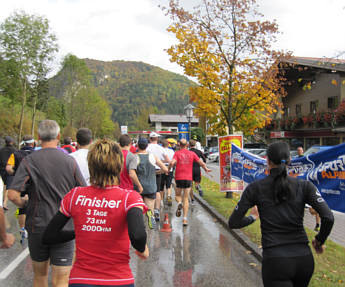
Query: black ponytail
267 142 294 204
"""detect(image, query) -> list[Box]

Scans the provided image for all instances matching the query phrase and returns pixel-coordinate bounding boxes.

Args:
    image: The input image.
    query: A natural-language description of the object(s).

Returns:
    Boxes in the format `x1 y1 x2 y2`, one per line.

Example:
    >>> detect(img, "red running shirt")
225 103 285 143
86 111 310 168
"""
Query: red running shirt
119 150 133 190
60 185 147 286
173 149 200 181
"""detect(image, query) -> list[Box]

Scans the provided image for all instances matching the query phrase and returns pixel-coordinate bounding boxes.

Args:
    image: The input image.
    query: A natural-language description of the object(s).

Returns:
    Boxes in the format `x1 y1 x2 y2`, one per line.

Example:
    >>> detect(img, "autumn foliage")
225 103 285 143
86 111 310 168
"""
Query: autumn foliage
163 0 287 136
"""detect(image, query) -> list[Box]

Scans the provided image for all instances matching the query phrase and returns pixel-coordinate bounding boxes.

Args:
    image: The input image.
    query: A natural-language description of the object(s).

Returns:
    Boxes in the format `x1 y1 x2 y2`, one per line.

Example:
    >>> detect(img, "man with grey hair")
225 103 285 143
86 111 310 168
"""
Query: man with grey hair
8 120 86 287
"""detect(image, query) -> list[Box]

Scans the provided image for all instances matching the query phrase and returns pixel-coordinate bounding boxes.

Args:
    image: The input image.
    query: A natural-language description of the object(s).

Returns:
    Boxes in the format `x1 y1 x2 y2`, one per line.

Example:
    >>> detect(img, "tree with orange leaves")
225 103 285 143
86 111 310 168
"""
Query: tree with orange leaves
163 0 287 136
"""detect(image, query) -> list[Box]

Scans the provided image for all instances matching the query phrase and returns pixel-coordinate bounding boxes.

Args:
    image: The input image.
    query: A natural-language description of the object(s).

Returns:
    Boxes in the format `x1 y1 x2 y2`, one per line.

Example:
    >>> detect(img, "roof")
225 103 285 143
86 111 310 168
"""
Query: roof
149 114 199 123
281 56 345 73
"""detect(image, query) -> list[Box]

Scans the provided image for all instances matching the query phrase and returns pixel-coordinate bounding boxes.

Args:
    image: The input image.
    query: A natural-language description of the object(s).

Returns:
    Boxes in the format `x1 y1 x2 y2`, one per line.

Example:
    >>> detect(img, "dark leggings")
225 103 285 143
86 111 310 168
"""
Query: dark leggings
262 254 314 287
69 284 134 287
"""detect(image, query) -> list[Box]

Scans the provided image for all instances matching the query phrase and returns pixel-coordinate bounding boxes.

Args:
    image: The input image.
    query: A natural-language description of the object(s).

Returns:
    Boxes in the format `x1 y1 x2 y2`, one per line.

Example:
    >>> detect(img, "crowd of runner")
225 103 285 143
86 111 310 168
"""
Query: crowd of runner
0 120 210 287
0 119 334 287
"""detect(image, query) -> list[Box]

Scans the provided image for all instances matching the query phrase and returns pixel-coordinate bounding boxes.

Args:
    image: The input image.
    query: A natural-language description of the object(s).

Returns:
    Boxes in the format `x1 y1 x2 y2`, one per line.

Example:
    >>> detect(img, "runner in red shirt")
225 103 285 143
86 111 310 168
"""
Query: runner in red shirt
43 139 149 287
169 139 211 226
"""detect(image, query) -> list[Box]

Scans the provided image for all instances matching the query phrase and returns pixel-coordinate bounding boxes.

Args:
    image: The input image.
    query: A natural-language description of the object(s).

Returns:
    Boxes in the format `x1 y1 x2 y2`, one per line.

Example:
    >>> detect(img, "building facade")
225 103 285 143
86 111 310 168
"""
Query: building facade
148 114 199 135
266 57 345 149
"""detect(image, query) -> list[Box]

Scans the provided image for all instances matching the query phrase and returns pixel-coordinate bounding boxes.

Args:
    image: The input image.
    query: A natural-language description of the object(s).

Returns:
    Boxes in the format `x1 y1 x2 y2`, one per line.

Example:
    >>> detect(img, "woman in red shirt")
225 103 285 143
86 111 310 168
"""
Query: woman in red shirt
43 139 149 287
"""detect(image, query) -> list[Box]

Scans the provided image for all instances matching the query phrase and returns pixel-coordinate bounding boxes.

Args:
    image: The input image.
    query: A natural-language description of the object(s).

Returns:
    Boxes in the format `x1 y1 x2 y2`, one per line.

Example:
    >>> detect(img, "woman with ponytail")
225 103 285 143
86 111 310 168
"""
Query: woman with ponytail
228 142 334 287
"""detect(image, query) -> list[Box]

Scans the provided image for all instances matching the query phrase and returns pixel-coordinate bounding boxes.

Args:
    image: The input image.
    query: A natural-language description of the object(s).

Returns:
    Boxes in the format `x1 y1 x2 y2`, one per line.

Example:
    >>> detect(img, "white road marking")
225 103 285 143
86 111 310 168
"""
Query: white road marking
0 248 29 279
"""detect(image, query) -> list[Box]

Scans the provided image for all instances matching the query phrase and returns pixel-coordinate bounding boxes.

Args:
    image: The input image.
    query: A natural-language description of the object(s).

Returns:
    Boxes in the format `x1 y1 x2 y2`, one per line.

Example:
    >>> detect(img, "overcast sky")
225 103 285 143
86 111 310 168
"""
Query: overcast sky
0 0 344 76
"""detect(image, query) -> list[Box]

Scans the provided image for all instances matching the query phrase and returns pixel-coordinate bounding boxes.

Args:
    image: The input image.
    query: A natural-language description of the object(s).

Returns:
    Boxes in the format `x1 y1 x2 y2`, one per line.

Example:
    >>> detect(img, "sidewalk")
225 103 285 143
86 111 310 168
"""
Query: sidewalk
304 209 345 247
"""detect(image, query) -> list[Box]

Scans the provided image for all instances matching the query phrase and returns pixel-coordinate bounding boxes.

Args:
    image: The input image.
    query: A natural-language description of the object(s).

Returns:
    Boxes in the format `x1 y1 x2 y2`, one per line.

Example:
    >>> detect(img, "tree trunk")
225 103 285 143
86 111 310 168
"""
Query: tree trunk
31 94 38 136
18 81 27 148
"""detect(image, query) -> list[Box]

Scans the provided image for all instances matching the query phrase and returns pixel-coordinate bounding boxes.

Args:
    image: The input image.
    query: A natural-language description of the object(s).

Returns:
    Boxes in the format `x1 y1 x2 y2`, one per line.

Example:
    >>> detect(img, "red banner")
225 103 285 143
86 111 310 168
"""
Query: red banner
218 135 244 192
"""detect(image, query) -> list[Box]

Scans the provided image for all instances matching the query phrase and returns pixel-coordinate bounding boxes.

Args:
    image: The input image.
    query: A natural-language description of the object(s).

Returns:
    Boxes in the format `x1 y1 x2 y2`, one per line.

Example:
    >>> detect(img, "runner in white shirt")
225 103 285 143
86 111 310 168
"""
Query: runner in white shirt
147 132 169 221
70 128 92 185
160 140 175 206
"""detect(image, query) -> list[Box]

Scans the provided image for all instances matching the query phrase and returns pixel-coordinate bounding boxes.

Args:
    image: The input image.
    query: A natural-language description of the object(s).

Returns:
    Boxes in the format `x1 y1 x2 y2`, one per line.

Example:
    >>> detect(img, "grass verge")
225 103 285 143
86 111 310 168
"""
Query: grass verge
200 176 345 286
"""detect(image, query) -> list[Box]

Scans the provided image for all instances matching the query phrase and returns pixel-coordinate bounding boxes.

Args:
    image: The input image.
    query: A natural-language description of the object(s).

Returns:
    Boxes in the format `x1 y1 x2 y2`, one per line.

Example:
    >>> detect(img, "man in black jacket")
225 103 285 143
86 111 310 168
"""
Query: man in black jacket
6 135 35 243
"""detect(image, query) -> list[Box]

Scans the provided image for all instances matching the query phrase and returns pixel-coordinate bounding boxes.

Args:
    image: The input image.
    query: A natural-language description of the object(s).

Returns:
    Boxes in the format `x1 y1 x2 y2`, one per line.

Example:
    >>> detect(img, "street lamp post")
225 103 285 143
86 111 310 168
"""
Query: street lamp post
184 104 195 141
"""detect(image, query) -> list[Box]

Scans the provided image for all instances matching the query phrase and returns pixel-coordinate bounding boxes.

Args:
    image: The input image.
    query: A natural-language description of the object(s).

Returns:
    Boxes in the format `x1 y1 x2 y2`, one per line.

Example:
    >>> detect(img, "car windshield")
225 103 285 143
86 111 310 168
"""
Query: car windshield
209 146 219 153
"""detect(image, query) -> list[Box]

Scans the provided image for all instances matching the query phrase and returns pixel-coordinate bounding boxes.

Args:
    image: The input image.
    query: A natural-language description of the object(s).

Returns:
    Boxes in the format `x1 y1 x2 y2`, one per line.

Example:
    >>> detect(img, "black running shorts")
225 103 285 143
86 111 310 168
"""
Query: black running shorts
141 193 156 200
28 232 74 266
192 171 201 183
176 180 192 189
160 172 173 191
155 173 162 193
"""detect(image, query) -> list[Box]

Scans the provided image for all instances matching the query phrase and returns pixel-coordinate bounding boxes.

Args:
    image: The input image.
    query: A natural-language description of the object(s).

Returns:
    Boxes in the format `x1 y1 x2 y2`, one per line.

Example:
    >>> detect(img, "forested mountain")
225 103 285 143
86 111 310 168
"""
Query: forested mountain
49 58 196 128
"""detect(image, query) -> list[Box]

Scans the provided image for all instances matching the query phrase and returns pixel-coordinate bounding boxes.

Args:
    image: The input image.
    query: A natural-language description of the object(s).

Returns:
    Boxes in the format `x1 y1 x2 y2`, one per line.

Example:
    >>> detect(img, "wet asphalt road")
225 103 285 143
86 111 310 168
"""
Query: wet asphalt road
1 195 262 287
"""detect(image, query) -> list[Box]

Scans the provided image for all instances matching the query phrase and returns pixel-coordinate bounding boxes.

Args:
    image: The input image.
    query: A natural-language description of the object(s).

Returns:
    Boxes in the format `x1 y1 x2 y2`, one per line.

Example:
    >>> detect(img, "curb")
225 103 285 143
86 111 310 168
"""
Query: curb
194 192 263 262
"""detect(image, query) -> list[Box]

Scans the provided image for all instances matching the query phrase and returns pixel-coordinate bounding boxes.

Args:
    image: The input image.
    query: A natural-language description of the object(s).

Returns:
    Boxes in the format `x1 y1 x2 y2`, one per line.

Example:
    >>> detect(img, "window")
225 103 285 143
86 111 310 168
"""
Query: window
296 104 302 116
328 96 338 109
283 106 290 117
310 101 318 114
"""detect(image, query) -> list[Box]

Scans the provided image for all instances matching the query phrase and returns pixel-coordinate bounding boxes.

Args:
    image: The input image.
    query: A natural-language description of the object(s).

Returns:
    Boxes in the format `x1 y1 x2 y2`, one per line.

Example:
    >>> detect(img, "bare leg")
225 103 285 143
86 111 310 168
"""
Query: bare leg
175 187 182 204
18 214 26 229
316 213 320 225
51 265 72 287
155 192 161 211
182 188 191 218
32 260 49 287
3 186 8 209
167 186 172 198
144 197 155 212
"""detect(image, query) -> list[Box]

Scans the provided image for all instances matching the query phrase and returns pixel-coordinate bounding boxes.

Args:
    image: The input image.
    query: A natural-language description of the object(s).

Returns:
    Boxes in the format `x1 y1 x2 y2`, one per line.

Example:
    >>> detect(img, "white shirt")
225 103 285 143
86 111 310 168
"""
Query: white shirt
164 147 175 171
195 141 203 152
147 143 167 170
70 149 90 185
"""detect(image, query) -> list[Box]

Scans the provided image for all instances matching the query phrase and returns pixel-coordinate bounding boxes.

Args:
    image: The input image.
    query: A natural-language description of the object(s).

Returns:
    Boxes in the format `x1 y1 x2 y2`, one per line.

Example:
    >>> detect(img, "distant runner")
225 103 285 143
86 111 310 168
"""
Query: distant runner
6 135 35 244
160 139 175 206
119 134 143 192
135 138 168 229
189 139 206 204
70 128 93 185
169 139 211 226
147 132 169 222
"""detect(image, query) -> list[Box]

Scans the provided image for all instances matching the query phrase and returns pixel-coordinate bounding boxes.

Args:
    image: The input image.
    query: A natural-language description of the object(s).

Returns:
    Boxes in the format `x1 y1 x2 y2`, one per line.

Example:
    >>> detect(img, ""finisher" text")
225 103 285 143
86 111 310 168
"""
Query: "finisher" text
75 195 121 208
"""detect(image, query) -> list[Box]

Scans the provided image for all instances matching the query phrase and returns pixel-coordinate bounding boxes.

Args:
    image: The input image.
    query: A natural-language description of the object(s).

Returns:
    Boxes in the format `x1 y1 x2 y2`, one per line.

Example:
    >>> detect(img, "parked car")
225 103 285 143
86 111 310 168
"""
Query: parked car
206 146 219 159
290 150 299 158
303 145 333 157
244 148 266 156
208 151 219 162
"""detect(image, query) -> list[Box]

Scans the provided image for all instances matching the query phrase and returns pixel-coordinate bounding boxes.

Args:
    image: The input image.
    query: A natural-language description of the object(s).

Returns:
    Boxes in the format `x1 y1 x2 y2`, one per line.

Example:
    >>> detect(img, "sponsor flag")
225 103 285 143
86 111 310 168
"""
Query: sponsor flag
231 143 345 213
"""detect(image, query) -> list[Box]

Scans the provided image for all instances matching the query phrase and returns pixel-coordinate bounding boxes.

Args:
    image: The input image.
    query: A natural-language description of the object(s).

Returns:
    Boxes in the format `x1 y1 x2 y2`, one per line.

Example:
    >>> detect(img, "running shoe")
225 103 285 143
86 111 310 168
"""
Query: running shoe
197 184 204 197
183 218 188 226
154 209 160 222
191 198 195 205
20 227 28 245
167 196 173 206
147 210 157 229
176 202 183 217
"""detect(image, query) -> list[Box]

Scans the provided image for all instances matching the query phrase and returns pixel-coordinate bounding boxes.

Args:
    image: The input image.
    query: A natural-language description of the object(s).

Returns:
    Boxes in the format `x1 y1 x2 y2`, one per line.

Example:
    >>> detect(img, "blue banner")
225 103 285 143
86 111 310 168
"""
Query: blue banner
231 143 345 213
178 123 189 141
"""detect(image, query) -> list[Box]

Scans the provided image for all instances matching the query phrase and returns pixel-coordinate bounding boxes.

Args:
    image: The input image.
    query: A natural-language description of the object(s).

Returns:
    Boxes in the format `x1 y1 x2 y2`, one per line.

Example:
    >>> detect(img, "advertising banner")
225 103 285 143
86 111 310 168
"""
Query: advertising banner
218 135 243 192
178 123 189 141
120 125 128 135
231 143 345 213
